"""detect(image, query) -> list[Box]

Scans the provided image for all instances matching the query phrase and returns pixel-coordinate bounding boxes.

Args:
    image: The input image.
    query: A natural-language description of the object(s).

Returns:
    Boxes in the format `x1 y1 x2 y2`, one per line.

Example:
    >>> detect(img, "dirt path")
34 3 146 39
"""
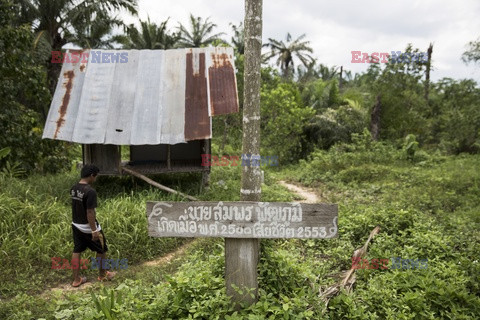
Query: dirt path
279 180 321 203
141 240 195 267
42 240 197 297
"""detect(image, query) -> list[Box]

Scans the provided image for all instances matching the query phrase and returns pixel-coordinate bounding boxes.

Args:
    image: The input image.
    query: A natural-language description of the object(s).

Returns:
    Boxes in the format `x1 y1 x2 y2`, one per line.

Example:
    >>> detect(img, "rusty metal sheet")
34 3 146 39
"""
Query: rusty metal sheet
42 49 89 141
208 47 239 115
43 47 239 145
184 50 211 141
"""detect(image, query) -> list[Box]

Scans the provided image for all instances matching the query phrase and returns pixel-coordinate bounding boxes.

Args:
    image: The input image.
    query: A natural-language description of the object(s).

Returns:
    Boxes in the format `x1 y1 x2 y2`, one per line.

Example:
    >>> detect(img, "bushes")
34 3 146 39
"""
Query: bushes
304 102 368 151
260 82 315 163
287 130 402 186
431 79 480 154
0 0 72 174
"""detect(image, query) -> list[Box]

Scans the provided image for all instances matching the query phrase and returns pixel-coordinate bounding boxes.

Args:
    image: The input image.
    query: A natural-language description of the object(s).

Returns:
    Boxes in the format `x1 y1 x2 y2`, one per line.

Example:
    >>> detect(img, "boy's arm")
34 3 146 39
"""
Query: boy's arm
86 189 99 240
87 208 97 230
87 208 99 240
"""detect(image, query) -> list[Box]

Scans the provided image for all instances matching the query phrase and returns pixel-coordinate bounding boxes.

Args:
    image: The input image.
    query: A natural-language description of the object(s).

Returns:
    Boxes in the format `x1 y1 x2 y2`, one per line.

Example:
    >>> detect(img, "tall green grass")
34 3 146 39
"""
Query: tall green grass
1 142 479 318
0 171 201 297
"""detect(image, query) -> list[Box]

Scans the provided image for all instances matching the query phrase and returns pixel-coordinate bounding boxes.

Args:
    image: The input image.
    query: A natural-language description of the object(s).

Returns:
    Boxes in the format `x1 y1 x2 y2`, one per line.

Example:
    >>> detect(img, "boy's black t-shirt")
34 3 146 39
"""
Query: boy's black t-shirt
70 183 97 224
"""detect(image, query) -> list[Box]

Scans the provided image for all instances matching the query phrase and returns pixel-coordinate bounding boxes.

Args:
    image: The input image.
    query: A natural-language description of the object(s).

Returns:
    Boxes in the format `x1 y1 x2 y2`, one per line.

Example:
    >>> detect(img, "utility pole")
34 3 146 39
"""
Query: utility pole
225 0 263 308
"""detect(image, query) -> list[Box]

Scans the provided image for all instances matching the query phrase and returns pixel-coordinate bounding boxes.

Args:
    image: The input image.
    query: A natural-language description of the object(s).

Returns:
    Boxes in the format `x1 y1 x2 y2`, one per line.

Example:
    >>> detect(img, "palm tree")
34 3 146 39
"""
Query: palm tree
176 14 224 48
318 64 338 81
17 0 137 91
343 69 353 82
116 17 179 49
19 0 137 51
230 22 244 54
263 33 314 78
296 60 319 84
462 36 480 65
68 12 123 49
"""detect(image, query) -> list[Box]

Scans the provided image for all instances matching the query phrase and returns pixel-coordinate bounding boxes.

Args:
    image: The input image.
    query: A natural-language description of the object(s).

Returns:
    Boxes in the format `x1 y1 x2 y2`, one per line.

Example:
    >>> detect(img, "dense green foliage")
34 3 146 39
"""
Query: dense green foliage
260 82 315 163
0 0 71 174
429 78 480 153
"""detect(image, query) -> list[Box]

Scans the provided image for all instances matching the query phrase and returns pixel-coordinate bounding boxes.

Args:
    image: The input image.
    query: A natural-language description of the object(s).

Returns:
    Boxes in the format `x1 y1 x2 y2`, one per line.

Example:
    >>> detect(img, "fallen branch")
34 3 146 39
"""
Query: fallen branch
121 166 198 201
319 226 381 306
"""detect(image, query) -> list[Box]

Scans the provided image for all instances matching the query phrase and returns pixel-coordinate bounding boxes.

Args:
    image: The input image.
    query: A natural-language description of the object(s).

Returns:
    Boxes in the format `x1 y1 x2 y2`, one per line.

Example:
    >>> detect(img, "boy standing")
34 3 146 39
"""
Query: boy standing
71 164 115 287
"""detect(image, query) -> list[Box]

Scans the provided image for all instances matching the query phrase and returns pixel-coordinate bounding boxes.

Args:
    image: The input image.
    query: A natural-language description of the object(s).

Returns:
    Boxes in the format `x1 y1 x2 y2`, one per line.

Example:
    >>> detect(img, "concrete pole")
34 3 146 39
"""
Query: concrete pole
225 0 263 308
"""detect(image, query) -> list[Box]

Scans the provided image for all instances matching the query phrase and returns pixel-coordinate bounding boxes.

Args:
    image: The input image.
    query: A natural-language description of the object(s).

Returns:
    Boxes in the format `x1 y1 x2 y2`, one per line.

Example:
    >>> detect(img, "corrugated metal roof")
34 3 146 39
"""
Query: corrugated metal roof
42 47 239 145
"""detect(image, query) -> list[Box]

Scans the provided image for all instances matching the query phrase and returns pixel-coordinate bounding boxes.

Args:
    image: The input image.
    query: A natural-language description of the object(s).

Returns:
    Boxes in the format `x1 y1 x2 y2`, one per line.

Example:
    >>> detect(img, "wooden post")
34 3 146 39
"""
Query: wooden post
221 115 229 153
424 43 433 102
339 65 343 91
200 139 210 193
225 0 263 308
121 166 198 201
83 144 121 174
167 145 171 170
370 95 381 141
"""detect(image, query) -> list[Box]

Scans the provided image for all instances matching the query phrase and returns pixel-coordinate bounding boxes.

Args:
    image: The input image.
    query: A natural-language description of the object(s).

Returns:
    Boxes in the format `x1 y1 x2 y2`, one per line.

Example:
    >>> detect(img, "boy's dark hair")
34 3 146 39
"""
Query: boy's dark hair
81 164 100 178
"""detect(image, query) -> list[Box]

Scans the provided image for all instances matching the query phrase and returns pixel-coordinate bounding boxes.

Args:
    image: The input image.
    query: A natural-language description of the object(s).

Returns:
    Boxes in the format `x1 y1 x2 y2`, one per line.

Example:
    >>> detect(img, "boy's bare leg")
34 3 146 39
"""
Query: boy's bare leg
96 252 116 280
96 252 106 277
72 252 82 285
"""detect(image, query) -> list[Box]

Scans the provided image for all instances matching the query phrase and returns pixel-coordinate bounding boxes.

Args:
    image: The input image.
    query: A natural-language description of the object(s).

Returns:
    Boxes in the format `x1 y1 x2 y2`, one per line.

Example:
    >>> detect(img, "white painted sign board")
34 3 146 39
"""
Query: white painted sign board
147 201 338 239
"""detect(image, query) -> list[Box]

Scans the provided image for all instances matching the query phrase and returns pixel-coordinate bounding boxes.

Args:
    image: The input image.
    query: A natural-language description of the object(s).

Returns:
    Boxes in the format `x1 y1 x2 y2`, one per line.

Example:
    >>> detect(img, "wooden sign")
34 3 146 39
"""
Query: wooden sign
146 201 338 239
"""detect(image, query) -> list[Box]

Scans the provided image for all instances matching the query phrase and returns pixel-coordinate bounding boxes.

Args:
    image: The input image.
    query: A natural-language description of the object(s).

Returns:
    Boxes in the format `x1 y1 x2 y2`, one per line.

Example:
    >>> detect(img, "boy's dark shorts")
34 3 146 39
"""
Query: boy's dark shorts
72 225 108 254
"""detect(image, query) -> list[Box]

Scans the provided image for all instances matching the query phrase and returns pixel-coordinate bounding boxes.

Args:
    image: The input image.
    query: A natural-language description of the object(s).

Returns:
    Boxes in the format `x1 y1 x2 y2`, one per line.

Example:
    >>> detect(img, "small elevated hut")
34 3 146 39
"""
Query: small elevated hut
43 47 239 182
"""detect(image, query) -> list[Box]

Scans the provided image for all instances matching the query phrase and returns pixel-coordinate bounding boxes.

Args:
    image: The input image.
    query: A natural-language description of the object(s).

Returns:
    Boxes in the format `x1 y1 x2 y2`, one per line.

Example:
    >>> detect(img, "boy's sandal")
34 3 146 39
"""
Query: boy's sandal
97 271 116 281
72 276 87 287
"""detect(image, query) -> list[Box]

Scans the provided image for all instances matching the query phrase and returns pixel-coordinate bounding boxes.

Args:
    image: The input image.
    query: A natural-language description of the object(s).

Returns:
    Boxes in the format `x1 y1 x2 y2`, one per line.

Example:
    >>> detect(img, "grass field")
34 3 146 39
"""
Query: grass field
0 140 479 319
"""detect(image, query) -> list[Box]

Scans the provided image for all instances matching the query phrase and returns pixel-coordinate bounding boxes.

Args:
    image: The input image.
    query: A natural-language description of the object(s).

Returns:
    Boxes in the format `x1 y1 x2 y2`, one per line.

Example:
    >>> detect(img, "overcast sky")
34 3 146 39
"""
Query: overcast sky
121 0 480 82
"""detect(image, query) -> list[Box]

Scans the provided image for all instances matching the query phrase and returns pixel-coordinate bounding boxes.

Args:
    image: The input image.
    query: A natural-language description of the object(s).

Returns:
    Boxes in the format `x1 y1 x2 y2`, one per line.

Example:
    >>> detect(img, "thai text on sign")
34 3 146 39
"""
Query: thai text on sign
146 201 338 239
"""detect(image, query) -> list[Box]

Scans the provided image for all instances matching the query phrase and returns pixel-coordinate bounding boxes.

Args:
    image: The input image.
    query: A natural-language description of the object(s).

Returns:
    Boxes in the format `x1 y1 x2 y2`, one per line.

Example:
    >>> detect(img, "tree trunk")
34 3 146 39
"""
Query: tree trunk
221 115 229 153
370 95 381 141
45 32 67 119
225 0 262 308
339 65 343 91
424 43 433 102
